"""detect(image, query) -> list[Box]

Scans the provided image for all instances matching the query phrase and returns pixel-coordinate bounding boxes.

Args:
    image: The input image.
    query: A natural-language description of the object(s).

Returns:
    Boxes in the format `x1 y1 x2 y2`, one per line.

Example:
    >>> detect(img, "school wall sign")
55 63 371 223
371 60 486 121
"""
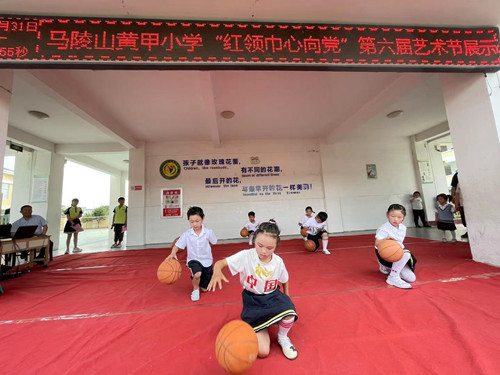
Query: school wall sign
0 15 498 72
160 160 181 180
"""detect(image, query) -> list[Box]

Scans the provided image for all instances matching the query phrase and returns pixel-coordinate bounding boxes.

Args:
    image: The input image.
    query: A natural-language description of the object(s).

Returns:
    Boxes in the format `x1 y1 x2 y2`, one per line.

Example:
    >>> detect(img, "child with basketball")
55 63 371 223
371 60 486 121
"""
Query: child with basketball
434 193 457 242
208 222 298 360
166 206 217 302
303 211 330 254
298 206 314 241
375 204 417 289
244 211 260 246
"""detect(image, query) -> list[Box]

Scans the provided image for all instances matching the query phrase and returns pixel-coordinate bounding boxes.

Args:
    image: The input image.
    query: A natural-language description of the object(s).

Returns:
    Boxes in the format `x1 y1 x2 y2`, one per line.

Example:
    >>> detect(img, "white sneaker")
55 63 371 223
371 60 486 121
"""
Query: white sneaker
249 241 252 245
386 275 412 289
277 337 298 360
64 249 70 255
110 244 117 248
322 249 331 255
378 261 390 275
441 237 447 242
451 239 457 242
191 289 200 302
73 247 83 253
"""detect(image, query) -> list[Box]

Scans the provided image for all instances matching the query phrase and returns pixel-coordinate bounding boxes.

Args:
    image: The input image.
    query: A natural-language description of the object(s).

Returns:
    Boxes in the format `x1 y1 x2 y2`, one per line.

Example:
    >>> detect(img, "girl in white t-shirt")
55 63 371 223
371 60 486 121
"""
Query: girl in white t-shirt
375 204 417 289
208 222 298 361
298 206 314 240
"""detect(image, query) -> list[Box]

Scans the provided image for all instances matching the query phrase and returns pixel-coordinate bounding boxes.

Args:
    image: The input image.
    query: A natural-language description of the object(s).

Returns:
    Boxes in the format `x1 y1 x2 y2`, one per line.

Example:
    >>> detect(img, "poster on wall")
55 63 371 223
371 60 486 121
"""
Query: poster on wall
366 164 377 179
418 161 434 183
31 175 49 203
161 188 182 218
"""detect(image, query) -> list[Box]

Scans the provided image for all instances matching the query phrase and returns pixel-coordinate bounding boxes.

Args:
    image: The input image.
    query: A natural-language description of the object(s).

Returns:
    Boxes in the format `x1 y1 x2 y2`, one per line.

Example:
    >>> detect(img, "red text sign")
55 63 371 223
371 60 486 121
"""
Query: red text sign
0 15 499 71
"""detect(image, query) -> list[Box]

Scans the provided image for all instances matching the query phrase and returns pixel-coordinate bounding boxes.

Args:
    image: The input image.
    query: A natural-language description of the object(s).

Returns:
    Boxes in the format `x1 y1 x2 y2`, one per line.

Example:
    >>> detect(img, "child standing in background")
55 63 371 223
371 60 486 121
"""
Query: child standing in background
167 206 217 302
245 211 260 245
410 191 430 227
303 211 330 255
111 197 127 248
435 193 457 242
298 206 314 241
63 198 83 254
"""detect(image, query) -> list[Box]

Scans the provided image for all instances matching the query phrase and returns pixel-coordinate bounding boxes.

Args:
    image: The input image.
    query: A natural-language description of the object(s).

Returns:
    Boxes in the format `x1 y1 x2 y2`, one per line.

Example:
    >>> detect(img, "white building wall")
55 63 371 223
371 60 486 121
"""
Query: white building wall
142 137 419 244
440 73 500 266
321 136 418 232
145 139 326 244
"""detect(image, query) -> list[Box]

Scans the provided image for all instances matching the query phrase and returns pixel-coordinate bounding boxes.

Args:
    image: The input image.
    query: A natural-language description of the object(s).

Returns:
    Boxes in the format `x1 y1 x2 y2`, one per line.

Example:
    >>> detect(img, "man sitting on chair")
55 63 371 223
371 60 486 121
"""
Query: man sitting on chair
10 205 53 261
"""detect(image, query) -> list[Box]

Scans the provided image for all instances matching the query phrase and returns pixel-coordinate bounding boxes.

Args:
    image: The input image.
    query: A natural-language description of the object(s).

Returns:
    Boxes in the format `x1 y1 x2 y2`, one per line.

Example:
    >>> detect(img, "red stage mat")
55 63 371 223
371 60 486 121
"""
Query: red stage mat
1 235 499 374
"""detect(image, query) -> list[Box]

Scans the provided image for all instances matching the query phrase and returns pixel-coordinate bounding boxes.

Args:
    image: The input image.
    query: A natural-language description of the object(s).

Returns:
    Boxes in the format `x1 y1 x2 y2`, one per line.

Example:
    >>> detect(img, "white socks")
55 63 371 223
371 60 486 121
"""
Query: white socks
277 316 295 339
390 252 411 276
322 238 328 250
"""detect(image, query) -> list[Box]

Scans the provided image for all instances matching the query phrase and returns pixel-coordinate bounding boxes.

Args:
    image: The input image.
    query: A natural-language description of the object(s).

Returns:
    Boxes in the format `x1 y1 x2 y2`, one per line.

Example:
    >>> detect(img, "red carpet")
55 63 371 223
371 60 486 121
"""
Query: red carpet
1 235 499 374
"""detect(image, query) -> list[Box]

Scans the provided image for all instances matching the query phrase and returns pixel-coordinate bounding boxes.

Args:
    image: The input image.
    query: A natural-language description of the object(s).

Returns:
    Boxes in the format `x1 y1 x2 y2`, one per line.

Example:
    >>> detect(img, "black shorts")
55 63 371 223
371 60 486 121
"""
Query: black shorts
307 230 327 251
241 286 298 332
187 260 213 289
375 248 417 272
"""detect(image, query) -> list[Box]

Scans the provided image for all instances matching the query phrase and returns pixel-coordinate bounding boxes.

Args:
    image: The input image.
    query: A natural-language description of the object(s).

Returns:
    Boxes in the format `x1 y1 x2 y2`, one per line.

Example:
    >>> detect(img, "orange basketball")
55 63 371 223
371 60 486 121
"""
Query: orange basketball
240 228 249 237
157 259 182 284
304 240 316 252
215 320 258 374
377 240 404 262
300 228 307 237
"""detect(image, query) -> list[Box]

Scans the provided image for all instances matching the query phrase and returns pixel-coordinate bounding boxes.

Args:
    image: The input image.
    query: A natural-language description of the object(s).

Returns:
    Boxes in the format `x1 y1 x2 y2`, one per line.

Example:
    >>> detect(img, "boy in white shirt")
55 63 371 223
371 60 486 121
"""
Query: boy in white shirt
245 211 260 245
303 211 330 255
166 206 217 302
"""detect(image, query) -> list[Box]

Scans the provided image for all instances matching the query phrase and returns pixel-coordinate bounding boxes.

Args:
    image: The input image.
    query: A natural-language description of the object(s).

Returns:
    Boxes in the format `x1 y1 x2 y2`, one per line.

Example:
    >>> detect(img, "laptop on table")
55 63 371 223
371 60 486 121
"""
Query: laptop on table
12 225 39 239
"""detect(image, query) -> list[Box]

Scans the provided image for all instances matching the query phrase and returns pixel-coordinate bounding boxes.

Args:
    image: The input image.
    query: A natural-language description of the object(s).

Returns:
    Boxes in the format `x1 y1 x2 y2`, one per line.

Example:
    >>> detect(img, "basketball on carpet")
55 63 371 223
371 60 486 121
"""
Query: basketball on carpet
215 320 258 374
304 240 316 252
377 240 404 262
240 228 249 237
300 228 307 237
157 259 182 284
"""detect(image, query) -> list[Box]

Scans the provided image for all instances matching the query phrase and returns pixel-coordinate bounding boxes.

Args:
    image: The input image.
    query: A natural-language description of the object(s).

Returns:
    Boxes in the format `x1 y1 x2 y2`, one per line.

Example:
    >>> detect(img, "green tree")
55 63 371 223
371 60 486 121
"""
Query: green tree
92 206 109 226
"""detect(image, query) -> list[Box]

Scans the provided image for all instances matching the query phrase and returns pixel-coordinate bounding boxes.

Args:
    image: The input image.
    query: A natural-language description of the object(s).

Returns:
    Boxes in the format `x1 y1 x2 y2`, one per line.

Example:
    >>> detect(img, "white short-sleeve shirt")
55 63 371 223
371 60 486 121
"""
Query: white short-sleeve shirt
411 197 424 210
245 220 260 231
304 217 326 235
226 249 289 295
175 225 217 267
11 215 47 236
299 215 312 226
375 221 406 248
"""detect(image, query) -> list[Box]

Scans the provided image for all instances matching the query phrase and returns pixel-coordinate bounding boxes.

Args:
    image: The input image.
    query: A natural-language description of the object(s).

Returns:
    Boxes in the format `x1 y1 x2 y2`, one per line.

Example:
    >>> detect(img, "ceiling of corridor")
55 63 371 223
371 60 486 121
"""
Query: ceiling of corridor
3 0 500 173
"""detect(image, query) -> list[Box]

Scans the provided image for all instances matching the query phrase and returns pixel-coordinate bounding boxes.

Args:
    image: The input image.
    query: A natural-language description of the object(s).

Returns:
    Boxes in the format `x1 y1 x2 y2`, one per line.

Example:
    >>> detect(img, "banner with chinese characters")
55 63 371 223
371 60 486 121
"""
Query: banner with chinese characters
159 152 322 203
0 15 498 72
161 188 182 218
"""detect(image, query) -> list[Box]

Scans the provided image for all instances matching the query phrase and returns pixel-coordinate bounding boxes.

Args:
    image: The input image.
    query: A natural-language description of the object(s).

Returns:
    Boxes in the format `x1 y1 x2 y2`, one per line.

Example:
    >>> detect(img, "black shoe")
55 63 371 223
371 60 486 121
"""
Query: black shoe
461 233 468 239
424 224 431 227
416 225 422 228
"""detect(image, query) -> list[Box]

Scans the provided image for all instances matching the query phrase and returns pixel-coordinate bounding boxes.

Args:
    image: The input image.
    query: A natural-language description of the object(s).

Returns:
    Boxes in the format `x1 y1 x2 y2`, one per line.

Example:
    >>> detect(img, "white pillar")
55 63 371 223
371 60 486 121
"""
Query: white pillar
127 146 145 246
47 153 65 250
10 151 32 222
0 70 13 213
440 73 500 266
